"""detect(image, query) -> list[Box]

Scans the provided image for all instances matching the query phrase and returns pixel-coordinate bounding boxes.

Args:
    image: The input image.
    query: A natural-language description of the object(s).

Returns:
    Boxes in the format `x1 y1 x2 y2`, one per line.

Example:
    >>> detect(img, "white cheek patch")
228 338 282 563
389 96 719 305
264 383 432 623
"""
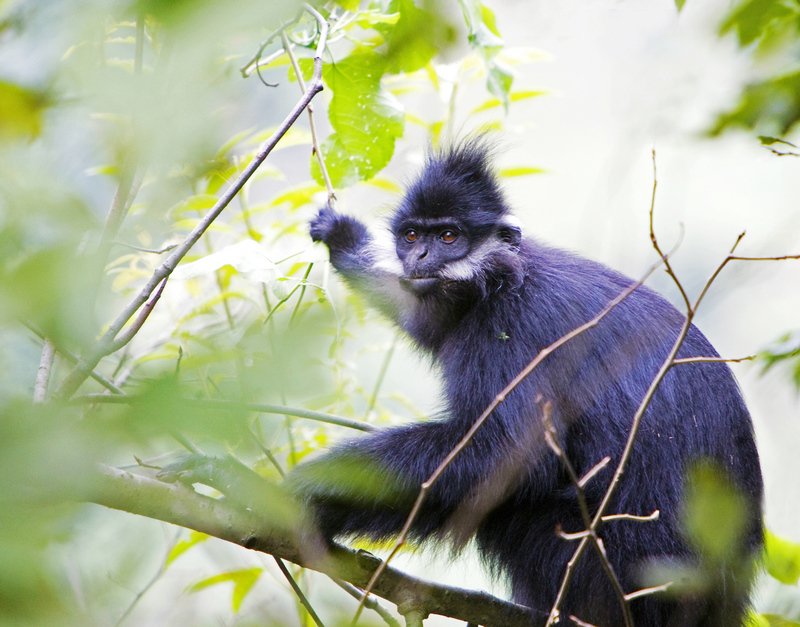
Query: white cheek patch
440 237 507 281
370 228 404 276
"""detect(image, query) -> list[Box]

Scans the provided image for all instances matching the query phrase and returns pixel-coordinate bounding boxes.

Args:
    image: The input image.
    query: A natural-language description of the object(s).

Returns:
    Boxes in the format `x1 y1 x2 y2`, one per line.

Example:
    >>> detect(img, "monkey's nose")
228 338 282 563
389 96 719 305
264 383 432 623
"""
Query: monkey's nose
417 248 428 260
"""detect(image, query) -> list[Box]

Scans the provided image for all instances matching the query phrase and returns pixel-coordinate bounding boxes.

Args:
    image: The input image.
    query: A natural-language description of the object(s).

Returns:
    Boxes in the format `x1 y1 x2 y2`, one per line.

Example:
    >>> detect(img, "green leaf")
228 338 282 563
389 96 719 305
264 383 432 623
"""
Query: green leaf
458 0 513 111
720 0 795 48
334 0 360 11
675 0 686 12
758 135 797 147
498 166 545 177
471 89 546 113
166 531 209 567
378 0 440 74
270 182 325 211
681 461 748 561
764 531 800 585
314 51 405 187
0 81 48 140
709 69 800 136
188 567 262 613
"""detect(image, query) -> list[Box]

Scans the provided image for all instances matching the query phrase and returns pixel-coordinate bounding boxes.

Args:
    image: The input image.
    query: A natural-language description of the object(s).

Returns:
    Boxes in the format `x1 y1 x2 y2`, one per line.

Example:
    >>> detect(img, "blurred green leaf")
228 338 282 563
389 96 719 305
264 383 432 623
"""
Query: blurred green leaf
378 0 440 74
675 0 686 11
471 89 546 113
759 135 797 146
0 81 47 140
765 531 800 585
682 460 748 561
709 69 800 136
498 166 545 177
720 0 798 49
189 567 262 613
459 0 513 110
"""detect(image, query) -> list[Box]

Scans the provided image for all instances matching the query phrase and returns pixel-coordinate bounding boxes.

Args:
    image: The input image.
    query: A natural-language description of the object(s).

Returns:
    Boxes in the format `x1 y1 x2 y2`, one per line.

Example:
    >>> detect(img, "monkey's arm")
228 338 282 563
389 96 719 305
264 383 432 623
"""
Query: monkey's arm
286 414 559 544
311 205 412 321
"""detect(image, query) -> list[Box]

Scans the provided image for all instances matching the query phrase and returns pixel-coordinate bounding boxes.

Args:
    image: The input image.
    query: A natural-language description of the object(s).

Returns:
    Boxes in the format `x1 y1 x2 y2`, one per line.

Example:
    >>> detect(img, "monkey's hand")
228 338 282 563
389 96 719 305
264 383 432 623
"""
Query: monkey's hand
285 448 417 542
309 205 370 255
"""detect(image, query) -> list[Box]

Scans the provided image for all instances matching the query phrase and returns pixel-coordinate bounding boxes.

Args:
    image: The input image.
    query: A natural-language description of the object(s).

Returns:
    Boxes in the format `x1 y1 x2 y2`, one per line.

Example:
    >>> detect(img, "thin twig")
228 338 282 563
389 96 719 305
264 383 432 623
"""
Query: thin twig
333 579 401 627
624 583 672 601
71 395 375 433
111 241 178 254
283 28 335 201
542 402 633 627
274 557 326 627
364 337 398 420
24 324 124 395
33 338 56 403
670 355 755 366
601 511 659 523
112 529 181 627
110 277 168 351
53 12 330 401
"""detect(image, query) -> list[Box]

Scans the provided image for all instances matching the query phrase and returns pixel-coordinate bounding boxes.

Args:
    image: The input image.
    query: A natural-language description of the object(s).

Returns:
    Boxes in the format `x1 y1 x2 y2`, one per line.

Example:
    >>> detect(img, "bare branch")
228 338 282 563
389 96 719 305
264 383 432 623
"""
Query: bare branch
33 338 56 403
71 395 376 433
670 355 755 366
25 324 124 395
89 464 536 627
332 579 401 627
274 557 326 627
111 241 178 255
577 456 610 489
110 277 167 352
601 511 659 524
624 583 671 602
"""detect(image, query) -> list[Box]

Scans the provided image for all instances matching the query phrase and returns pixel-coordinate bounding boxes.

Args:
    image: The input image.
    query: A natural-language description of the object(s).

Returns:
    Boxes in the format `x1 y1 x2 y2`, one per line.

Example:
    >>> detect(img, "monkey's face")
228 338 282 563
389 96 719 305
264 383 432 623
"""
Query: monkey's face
394 218 483 295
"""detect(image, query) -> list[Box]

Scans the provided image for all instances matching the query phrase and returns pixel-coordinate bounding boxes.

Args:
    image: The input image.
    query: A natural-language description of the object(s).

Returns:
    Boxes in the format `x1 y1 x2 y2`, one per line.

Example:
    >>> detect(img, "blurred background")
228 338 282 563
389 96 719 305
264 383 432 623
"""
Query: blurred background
1 0 799 625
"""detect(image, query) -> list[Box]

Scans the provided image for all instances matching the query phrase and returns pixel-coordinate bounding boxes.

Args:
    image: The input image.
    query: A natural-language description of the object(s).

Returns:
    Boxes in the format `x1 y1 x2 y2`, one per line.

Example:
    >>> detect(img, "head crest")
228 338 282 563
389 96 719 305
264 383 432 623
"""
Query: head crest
393 137 510 230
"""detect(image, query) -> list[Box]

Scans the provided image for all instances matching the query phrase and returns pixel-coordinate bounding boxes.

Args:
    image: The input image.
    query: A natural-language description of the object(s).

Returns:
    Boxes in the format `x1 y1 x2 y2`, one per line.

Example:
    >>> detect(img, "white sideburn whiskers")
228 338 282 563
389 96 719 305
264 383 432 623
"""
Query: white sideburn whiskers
370 228 403 275
440 237 507 281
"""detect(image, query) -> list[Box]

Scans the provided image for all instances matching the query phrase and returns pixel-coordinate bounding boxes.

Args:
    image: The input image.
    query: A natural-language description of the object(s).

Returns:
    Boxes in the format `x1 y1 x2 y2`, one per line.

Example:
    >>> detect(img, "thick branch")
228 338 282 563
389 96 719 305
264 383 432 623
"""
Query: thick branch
89 465 534 627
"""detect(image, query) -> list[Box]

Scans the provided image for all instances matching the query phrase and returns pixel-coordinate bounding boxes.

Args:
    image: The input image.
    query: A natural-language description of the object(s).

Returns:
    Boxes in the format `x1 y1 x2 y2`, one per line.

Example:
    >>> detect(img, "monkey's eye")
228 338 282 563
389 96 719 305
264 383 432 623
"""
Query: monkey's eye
404 230 418 243
440 230 457 243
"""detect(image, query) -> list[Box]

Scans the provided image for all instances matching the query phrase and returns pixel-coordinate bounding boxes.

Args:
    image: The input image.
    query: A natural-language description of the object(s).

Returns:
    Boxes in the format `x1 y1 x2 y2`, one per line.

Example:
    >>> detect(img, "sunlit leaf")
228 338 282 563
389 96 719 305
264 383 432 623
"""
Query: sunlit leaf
166 531 209 567
764 531 800 585
682 461 748 561
710 69 800 136
188 567 262 613
313 51 405 187
498 166 545 177
471 89 546 113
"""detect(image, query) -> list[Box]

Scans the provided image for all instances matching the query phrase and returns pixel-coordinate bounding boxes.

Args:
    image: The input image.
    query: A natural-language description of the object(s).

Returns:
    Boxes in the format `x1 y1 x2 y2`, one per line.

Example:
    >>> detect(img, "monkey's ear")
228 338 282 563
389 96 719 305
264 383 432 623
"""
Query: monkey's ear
498 216 522 250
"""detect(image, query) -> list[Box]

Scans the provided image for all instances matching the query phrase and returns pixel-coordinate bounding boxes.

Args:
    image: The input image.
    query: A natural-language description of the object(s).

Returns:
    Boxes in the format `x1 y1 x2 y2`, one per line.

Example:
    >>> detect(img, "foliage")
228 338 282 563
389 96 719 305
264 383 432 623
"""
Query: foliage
0 0 798 625
0 0 544 625
711 0 800 136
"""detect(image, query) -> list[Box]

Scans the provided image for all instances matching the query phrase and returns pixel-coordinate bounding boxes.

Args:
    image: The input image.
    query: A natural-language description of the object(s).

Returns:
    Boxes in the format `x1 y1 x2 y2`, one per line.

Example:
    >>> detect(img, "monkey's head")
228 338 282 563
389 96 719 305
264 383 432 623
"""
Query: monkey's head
390 139 523 296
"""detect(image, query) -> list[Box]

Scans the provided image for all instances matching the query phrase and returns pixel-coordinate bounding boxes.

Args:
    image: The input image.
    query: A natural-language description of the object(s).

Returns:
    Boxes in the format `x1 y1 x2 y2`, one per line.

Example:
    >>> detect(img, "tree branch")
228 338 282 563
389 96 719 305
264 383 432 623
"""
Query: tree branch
71 395 375 432
88 464 535 627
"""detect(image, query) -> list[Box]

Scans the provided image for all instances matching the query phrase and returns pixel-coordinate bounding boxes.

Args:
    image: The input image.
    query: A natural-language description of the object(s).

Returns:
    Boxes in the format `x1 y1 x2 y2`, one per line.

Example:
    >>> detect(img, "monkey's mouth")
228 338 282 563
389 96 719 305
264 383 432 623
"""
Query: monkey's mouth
399 276 440 295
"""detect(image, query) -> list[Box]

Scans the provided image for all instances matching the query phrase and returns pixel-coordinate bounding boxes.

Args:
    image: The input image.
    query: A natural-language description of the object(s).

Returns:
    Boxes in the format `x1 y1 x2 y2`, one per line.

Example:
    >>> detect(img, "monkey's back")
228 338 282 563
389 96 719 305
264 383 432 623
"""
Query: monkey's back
434 239 763 626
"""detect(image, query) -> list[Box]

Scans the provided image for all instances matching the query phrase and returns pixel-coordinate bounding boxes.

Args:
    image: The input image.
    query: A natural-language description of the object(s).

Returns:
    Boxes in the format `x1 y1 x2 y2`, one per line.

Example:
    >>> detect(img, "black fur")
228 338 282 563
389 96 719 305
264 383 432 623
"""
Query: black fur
296 140 763 626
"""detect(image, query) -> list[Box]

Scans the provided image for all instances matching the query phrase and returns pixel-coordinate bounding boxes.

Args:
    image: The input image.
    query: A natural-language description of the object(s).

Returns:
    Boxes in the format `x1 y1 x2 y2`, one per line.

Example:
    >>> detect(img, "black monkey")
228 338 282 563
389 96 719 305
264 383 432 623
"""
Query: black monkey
294 139 764 626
